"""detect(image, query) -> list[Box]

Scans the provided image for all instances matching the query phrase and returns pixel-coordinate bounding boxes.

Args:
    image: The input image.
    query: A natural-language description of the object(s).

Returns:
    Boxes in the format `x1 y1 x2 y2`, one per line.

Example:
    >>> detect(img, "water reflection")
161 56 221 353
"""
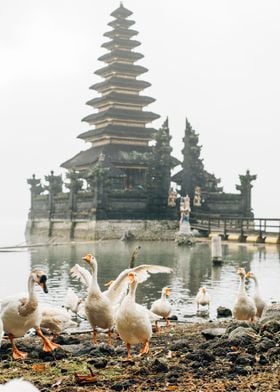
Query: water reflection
0 241 279 324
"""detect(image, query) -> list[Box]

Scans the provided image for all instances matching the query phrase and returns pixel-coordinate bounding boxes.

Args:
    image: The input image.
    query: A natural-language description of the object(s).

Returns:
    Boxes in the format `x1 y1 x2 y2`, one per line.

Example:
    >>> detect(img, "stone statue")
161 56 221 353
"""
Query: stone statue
175 195 195 245
236 170 257 216
168 188 177 207
193 186 202 206
179 195 191 235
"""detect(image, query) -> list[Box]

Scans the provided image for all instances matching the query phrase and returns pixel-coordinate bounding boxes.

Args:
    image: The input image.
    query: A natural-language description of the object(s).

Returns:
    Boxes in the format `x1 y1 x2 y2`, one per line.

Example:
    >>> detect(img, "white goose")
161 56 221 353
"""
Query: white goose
246 271 266 317
40 304 77 339
233 268 257 321
151 287 172 330
0 269 60 359
116 271 156 359
196 287 211 311
0 379 40 391
76 253 172 345
64 287 84 316
0 316 3 346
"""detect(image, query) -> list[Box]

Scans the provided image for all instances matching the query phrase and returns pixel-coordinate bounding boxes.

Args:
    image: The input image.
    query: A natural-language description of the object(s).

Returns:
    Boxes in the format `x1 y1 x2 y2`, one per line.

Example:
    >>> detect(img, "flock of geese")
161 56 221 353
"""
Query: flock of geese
196 267 267 321
0 252 268 364
0 254 173 360
0 251 274 391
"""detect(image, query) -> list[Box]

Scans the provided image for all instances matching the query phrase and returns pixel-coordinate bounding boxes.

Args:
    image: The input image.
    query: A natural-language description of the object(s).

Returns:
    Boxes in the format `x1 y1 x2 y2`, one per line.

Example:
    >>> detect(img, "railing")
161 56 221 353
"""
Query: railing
190 214 280 240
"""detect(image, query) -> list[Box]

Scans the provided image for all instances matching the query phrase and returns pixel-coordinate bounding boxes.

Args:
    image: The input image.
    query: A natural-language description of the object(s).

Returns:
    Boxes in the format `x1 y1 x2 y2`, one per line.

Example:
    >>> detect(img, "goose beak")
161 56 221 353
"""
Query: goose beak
39 275 48 293
83 254 92 263
128 272 135 284
245 272 251 279
165 287 171 297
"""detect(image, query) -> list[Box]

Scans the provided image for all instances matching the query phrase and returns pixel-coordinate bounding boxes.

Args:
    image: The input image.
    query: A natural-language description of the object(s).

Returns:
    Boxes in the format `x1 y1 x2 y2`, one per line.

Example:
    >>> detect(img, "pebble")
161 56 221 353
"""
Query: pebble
201 328 226 340
152 358 169 373
217 306 232 318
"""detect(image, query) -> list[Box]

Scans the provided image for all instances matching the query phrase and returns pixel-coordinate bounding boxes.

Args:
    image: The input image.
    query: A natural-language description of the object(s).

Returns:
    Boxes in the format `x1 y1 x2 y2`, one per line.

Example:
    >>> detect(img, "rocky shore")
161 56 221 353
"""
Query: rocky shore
0 319 279 391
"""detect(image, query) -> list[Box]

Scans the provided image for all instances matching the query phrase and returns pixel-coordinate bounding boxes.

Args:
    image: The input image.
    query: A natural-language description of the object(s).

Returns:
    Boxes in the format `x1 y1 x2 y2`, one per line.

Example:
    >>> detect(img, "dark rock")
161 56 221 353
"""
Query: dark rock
98 343 115 355
256 337 275 352
39 347 67 361
217 306 232 318
1 362 11 369
169 339 189 351
213 346 230 356
228 327 258 346
167 372 179 379
226 321 256 334
73 344 94 356
259 354 269 365
246 344 257 355
231 365 249 376
151 358 169 373
55 335 80 345
260 303 280 324
261 320 280 334
201 328 226 340
60 368 67 374
186 349 215 363
168 315 178 321
266 346 280 360
137 366 150 376
235 353 255 366
191 361 201 369
226 351 240 361
115 346 127 356
87 357 108 369
111 381 131 391
262 331 274 340
168 377 178 384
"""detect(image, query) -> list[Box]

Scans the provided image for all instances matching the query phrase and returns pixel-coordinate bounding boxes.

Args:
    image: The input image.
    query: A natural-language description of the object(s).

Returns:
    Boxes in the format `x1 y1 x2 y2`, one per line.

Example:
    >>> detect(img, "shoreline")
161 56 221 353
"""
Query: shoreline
0 320 279 391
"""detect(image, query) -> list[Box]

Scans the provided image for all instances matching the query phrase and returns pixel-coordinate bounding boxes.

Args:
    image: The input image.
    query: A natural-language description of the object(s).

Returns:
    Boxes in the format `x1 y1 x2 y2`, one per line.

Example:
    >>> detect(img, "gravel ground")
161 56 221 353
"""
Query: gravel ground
0 320 279 391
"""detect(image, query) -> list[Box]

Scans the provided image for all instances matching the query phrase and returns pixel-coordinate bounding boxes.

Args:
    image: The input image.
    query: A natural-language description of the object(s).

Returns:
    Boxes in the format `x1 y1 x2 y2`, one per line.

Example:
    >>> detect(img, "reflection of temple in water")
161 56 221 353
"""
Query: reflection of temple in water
174 244 212 296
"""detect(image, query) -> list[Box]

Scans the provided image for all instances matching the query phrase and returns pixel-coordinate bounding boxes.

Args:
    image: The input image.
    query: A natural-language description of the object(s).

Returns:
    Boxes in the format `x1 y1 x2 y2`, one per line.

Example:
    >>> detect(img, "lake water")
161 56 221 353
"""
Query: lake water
0 238 279 327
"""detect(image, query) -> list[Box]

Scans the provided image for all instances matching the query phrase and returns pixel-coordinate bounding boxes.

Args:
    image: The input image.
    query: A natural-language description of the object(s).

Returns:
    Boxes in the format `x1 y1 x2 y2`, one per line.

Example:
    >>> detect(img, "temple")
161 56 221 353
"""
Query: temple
25 3 256 241
59 3 178 220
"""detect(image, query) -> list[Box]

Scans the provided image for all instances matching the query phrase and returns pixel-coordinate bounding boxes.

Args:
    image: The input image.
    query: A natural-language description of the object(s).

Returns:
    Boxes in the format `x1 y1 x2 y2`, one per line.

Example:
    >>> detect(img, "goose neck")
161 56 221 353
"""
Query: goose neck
28 274 37 301
238 274 246 295
128 282 137 301
89 266 101 295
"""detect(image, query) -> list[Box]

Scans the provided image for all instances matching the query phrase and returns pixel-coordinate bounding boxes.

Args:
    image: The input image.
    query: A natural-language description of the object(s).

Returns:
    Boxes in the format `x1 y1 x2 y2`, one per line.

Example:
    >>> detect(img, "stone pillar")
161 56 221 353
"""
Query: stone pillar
27 174 43 219
236 170 257 217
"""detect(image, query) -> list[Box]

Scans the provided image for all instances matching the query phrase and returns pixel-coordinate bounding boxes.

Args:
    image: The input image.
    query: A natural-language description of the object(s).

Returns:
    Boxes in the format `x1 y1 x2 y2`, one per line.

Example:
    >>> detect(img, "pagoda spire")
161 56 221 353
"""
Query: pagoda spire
61 4 160 173
74 4 159 147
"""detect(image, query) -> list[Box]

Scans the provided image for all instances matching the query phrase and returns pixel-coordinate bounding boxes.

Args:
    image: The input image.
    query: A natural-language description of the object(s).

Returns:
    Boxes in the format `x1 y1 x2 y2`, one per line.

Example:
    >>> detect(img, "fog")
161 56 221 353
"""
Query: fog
1 0 280 235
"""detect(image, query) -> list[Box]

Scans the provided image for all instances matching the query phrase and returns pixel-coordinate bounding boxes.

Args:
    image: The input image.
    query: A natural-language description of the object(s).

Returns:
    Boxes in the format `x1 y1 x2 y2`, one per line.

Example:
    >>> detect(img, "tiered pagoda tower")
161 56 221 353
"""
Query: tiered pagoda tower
62 3 159 176
61 3 175 219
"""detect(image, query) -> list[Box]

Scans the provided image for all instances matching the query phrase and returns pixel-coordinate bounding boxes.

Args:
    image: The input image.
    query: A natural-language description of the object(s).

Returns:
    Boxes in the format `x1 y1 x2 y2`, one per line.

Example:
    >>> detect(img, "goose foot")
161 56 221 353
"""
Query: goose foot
92 329 97 345
36 327 60 352
154 320 161 333
138 340 149 356
165 317 171 327
108 329 113 346
126 343 132 360
9 334 27 360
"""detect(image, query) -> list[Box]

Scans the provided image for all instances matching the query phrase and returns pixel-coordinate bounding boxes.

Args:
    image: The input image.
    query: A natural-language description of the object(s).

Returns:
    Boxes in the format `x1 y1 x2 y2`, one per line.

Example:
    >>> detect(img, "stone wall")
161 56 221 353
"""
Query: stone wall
25 219 179 242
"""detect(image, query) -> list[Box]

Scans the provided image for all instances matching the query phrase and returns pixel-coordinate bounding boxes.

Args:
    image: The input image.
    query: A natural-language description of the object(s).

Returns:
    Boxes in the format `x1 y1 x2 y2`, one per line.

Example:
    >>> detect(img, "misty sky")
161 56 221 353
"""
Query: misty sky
1 0 280 229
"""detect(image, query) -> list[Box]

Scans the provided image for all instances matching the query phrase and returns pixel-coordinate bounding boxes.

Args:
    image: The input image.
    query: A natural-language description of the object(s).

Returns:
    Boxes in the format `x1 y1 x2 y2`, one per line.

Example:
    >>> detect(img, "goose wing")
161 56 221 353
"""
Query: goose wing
105 264 172 305
70 264 91 287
